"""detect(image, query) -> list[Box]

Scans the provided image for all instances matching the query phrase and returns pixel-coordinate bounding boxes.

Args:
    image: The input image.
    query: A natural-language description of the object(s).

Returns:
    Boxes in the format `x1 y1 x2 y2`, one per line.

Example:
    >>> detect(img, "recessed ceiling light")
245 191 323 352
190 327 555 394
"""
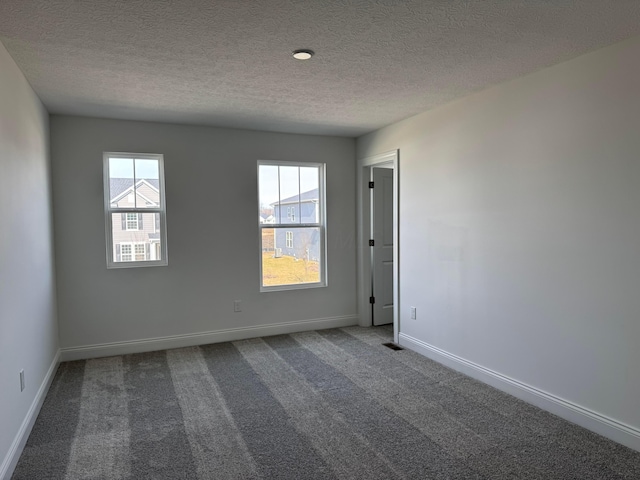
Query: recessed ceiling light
292 49 314 60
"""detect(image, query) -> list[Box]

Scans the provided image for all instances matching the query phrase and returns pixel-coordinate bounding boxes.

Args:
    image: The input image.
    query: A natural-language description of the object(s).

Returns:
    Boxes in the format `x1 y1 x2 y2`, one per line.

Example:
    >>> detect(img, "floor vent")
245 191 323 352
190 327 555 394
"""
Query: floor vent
382 342 404 351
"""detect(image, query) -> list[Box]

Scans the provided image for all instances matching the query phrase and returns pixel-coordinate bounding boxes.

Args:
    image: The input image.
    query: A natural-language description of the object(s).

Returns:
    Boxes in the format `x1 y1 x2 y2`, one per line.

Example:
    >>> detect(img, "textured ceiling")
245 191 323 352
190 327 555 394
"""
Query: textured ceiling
2 1 640 137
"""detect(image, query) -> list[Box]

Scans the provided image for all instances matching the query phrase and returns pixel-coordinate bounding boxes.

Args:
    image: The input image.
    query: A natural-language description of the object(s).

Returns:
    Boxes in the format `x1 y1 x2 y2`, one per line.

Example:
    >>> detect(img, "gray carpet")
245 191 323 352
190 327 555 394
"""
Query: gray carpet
12 326 640 479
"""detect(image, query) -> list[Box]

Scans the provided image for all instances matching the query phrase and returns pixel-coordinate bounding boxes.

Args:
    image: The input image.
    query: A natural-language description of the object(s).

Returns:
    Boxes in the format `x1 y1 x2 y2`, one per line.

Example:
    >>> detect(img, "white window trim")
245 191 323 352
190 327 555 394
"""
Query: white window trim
258 160 327 292
104 152 168 269
286 231 293 248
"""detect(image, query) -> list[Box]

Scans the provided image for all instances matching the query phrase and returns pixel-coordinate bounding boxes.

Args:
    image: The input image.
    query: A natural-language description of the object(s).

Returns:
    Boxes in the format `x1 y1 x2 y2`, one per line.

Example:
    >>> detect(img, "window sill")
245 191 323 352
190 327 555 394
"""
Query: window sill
107 260 168 269
260 282 327 293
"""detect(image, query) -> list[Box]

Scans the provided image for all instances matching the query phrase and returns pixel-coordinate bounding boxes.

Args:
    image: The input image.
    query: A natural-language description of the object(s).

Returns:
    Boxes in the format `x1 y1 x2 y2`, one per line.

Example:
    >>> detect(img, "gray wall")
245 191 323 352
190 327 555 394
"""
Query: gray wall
0 42 58 474
51 116 357 350
358 37 640 437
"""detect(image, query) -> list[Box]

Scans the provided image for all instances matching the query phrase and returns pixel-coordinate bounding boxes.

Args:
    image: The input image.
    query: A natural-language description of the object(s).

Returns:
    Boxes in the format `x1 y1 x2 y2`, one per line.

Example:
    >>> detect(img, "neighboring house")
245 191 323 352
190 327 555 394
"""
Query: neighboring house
271 188 320 261
110 178 162 261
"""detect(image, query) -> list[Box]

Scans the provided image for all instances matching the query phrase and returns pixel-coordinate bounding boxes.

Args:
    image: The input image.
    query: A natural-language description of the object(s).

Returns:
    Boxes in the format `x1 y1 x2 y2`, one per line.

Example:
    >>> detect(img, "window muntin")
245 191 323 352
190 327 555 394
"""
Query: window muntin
258 161 326 290
104 153 168 268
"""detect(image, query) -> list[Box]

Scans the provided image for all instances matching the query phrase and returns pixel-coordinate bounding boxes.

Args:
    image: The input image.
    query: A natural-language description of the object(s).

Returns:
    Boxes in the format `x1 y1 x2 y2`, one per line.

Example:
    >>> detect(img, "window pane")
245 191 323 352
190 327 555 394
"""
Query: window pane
108 158 134 208
108 157 161 209
259 165 320 227
279 166 300 225
261 227 275 253
300 166 319 197
299 169 319 223
134 158 161 208
261 227 321 286
258 165 278 224
110 213 162 263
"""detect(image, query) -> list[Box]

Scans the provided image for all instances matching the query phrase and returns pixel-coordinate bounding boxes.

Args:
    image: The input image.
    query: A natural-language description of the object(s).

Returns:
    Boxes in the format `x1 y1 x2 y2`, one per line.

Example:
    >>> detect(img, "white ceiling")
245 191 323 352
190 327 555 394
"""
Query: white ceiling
2 1 640 137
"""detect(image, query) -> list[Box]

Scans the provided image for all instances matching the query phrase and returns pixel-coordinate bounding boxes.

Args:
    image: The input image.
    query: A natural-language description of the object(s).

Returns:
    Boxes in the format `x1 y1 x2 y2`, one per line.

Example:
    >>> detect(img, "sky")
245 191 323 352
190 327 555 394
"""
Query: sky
109 157 159 179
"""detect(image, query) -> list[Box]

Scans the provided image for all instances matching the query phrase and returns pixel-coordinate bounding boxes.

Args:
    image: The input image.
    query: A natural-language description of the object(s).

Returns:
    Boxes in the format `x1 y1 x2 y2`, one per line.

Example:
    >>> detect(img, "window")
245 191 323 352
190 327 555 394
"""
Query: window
119 242 147 262
258 161 326 290
104 152 168 268
125 213 139 230
121 244 132 261
134 243 146 261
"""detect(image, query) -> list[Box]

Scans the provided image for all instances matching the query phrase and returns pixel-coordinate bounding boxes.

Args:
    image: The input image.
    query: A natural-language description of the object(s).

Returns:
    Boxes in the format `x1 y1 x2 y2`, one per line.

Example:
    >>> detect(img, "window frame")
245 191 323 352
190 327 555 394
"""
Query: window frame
103 152 168 269
258 160 327 292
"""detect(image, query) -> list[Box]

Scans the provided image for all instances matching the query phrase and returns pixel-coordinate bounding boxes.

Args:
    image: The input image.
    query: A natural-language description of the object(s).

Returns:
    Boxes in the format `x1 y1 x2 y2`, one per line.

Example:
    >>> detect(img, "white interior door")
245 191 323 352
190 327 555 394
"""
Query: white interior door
372 167 394 326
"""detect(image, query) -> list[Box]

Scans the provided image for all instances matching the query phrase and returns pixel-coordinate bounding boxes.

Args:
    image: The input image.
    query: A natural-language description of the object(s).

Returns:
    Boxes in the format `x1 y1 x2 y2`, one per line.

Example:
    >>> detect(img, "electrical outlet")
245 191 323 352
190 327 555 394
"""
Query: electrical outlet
233 300 241 313
410 307 417 320
19 370 25 392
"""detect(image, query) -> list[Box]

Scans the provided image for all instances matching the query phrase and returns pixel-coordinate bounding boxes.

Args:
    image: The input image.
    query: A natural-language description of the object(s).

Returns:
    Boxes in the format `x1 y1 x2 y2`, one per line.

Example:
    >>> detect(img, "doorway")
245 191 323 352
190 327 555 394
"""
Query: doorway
357 150 399 343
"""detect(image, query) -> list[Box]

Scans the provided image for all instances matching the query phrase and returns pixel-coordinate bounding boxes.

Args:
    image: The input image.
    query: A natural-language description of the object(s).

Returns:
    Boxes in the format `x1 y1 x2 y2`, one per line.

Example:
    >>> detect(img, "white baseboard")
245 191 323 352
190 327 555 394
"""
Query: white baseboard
60 315 359 362
399 333 640 452
1 350 60 480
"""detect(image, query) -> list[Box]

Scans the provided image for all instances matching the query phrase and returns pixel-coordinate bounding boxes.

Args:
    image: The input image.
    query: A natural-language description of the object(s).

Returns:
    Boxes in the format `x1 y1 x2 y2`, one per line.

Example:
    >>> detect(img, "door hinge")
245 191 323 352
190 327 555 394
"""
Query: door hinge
368 181 374 188
369 239 375 247
369 296 375 304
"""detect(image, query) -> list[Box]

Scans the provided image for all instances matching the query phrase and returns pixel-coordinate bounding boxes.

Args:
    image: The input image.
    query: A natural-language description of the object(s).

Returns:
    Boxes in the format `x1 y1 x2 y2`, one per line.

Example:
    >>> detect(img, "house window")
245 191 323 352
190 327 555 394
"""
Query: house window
134 243 146 261
121 244 132 261
258 160 326 290
119 242 147 262
104 152 168 268
125 213 139 230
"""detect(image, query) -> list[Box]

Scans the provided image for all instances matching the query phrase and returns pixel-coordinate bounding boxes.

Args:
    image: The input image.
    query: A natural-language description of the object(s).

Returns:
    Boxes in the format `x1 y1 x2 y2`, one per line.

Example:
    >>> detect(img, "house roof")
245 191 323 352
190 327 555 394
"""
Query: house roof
2 1 640 136
110 178 159 202
273 188 318 206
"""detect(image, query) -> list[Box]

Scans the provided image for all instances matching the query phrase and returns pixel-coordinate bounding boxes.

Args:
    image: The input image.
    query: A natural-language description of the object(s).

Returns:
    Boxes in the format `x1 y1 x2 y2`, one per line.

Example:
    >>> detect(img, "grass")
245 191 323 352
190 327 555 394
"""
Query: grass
262 252 319 286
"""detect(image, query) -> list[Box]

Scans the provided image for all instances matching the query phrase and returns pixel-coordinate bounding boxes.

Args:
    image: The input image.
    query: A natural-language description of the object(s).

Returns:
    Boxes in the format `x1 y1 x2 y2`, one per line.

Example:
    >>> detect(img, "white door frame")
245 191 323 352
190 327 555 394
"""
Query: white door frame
357 150 399 343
